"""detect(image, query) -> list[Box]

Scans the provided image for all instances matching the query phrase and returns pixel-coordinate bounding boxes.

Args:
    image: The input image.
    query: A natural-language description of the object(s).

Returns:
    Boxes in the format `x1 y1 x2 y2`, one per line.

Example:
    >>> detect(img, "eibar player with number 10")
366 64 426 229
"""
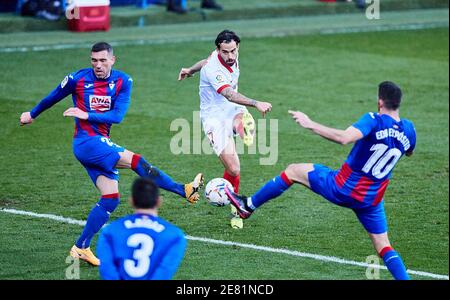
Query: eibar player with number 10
225 81 416 280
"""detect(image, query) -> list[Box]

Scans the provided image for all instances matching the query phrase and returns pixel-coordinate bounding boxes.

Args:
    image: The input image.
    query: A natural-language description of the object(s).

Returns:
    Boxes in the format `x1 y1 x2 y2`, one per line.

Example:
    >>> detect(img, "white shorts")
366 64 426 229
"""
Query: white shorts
201 105 248 156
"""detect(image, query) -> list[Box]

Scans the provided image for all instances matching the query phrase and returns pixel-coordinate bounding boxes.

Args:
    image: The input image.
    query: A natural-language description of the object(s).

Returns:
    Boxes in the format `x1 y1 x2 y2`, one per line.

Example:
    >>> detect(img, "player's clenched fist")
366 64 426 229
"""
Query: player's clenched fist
289 110 313 129
63 107 89 120
178 68 193 81
20 112 34 126
255 101 272 117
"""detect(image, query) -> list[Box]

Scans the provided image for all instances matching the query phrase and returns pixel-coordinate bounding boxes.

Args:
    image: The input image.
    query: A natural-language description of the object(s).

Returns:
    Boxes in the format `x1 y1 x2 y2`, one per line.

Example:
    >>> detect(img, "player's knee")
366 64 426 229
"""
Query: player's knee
118 150 135 168
285 164 296 173
370 233 391 254
285 163 302 178
285 163 310 185
227 166 240 177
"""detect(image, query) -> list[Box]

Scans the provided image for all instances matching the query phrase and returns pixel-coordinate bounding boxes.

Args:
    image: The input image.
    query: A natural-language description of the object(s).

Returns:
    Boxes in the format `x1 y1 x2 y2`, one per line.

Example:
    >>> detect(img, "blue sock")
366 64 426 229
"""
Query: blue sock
76 194 120 249
132 154 185 197
380 247 410 280
251 172 293 209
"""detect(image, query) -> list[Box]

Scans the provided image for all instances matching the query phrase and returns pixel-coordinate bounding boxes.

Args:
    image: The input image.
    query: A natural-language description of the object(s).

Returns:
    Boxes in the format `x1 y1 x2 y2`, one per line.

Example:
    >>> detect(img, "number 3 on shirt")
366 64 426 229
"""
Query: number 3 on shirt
124 233 154 278
362 143 402 179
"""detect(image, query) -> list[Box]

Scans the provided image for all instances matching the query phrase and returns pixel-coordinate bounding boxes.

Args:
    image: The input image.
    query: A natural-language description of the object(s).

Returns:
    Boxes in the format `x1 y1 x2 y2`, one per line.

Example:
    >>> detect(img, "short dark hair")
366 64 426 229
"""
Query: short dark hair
132 178 160 209
91 42 113 55
215 30 240 49
378 81 402 110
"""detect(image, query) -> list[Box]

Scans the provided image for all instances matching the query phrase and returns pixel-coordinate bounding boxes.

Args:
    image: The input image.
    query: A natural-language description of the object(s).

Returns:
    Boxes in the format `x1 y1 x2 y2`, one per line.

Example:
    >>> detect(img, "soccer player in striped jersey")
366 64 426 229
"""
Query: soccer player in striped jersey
225 81 416 280
20 42 203 266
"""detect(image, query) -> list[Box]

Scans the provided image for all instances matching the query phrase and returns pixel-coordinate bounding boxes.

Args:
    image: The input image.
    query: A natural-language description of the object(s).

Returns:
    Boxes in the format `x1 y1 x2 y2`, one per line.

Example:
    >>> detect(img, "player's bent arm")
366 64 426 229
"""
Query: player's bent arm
309 122 363 145
97 231 121 280
188 59 207 75
179 59 207 80
290 111 363 145
151 234 187 280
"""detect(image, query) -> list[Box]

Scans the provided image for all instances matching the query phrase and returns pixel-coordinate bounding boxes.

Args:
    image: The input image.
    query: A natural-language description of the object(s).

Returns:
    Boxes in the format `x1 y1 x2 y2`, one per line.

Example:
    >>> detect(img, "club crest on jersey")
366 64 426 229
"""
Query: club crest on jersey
109 81 115 90
216 75 224 83
89 95 111 111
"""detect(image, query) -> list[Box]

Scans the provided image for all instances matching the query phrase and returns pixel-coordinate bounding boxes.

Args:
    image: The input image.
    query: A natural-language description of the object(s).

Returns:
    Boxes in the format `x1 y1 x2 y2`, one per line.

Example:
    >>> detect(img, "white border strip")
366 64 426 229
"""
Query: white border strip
1 208 448 280
0 22 447 53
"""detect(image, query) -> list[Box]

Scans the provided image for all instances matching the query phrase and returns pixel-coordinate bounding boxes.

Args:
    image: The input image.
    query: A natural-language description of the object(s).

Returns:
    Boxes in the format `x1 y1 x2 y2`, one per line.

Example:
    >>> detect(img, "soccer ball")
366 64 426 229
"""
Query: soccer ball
204 178 233 207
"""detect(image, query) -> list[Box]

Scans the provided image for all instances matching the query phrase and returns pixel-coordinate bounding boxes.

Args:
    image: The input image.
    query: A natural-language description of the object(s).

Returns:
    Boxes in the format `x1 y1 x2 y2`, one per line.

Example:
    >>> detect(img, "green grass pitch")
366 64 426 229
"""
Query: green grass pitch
0 21 448 279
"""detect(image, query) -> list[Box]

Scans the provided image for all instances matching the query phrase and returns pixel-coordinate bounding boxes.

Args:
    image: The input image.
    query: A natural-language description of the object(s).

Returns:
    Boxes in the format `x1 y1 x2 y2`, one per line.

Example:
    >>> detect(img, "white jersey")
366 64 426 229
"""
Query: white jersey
198 50 248 156
199 50 242 120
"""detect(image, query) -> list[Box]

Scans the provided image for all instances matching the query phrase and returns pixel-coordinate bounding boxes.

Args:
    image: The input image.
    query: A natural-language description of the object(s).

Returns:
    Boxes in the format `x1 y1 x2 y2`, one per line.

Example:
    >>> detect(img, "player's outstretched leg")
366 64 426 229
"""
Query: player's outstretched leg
224 171 293 219
71 193 120 266
225 170 294 219
131 154 203 203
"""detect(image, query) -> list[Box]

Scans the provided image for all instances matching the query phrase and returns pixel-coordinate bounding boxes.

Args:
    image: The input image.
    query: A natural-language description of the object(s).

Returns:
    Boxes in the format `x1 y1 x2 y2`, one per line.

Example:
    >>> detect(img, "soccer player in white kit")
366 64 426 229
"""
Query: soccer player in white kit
178 30 272 229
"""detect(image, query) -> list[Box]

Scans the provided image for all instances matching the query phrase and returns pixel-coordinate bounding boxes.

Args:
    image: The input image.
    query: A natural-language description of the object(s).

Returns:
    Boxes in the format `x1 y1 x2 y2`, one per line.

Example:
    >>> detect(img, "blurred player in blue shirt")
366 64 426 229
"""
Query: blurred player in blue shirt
97 178 187 280
20 42 203 266
225 81 416 280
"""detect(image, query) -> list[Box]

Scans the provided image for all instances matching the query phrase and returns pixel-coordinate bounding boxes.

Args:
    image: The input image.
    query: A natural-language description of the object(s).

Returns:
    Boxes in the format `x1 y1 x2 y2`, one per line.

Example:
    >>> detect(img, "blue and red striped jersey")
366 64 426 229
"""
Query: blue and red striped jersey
30 68 133 138
335 112 416 206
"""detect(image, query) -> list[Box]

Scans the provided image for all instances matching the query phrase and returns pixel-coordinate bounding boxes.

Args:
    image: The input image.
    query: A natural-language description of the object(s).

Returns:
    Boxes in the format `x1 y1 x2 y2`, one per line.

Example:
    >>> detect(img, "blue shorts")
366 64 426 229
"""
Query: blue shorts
308 164 388 234
73 136 125 185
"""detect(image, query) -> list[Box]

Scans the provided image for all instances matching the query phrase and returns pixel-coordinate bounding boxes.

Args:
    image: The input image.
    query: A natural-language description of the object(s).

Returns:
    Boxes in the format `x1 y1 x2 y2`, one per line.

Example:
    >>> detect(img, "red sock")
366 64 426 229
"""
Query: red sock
223 171 240 193
280 171 294 186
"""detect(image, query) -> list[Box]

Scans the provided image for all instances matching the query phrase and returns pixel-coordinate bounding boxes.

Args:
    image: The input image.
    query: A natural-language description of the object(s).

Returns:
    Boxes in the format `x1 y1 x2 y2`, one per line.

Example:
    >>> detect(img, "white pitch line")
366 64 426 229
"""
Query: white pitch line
2 208 86 226
1 208 448 280
0 22 447 53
